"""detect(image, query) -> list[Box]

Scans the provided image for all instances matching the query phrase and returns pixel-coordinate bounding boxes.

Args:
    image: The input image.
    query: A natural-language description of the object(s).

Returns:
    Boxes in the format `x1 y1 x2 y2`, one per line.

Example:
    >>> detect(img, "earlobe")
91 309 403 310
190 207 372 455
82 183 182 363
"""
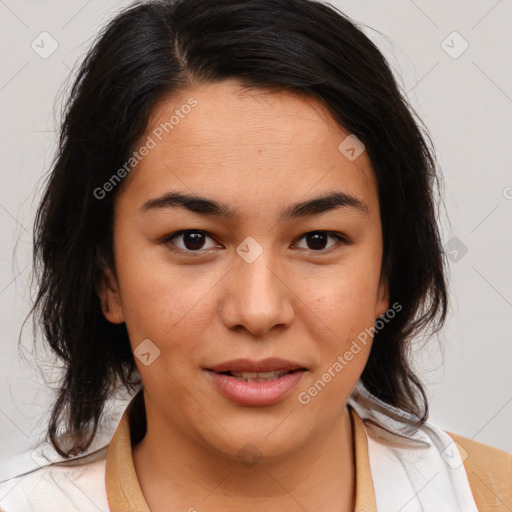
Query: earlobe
375 274 390 319
97 264 125 324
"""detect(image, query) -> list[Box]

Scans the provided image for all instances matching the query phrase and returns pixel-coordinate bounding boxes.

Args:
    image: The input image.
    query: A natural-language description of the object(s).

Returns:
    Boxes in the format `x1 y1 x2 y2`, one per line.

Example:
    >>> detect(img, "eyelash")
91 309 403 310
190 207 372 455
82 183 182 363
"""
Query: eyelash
161 230 350 255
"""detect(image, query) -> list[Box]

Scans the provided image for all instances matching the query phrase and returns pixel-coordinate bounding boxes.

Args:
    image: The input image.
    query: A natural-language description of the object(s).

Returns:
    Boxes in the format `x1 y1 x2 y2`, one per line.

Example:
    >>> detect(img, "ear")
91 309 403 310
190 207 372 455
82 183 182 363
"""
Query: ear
96 253 125 324
375 272 390 320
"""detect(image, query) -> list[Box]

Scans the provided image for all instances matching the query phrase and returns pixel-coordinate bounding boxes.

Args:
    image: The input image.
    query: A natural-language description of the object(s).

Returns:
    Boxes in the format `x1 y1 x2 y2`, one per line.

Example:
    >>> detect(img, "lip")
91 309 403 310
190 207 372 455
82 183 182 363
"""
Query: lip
205 368 307 406
206 358 307 373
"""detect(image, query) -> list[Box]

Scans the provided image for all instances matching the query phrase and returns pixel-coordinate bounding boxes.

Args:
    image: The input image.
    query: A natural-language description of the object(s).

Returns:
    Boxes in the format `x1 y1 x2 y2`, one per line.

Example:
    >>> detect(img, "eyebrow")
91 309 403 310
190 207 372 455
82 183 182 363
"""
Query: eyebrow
139 190 369 220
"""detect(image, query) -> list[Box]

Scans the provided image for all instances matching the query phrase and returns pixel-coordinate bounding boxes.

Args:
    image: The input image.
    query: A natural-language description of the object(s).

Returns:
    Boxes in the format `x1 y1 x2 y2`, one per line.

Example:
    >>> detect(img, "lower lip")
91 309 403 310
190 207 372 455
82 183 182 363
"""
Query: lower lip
205 370 306 406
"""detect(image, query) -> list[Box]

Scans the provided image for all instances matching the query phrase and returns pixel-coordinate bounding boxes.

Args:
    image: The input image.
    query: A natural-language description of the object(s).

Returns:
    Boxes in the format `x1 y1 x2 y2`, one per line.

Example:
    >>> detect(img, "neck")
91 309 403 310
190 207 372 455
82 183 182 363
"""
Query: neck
132 398 356 512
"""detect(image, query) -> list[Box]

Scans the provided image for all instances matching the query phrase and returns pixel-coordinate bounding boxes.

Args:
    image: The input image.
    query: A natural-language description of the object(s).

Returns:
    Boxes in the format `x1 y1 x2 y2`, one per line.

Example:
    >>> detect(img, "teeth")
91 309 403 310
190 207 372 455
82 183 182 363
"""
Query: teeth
228 370 290 382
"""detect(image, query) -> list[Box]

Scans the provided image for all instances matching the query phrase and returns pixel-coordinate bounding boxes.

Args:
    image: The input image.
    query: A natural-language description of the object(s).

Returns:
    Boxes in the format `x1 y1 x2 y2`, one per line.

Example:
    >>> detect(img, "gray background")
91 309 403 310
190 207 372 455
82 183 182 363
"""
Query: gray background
0 0 510 475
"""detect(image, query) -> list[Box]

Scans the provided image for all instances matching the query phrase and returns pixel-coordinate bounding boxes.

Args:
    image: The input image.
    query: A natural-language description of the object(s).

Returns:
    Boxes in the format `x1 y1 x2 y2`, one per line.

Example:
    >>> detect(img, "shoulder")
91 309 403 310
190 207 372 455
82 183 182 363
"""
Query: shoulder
348 383 511 510
445 430 512 512
0 447 109 512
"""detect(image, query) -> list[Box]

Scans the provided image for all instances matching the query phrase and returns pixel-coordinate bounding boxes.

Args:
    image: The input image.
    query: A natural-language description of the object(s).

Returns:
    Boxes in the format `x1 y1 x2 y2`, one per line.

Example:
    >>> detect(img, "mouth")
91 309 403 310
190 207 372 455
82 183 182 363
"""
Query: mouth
207 368 305 383
206 357 307 377
204 358 308 405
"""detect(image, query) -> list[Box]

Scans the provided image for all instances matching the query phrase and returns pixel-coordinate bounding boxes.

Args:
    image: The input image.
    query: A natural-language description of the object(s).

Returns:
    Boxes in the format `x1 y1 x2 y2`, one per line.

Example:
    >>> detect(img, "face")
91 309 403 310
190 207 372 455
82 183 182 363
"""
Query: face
99 78 389 461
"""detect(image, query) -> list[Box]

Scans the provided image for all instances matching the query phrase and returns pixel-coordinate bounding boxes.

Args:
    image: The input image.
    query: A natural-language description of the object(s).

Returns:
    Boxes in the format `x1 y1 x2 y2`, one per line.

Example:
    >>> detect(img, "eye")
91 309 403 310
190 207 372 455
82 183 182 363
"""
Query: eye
293 231 349 252
163 230 220 254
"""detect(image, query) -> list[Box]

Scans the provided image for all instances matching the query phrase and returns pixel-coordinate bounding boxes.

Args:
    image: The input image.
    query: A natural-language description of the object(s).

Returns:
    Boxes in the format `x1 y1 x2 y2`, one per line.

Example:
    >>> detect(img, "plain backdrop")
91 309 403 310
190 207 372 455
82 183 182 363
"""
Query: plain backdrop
0 0 510 475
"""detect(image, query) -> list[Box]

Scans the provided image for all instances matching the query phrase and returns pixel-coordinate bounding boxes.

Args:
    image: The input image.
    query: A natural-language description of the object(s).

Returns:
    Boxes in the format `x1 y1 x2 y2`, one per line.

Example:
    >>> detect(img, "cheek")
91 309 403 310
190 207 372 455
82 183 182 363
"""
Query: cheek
120 270 212 354
113 222 213 340
302 255 382 327
295 252 382 384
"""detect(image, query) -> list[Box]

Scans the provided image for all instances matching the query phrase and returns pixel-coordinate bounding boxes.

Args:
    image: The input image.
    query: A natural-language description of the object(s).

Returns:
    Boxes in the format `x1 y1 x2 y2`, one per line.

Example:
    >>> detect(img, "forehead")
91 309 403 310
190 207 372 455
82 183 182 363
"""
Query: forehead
119 79 378 218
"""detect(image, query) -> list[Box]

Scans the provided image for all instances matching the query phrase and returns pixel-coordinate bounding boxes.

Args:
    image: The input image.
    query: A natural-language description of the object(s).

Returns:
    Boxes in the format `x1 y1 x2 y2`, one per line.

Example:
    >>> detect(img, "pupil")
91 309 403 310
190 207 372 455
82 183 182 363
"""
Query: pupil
307 232 327 250
184 231 205 250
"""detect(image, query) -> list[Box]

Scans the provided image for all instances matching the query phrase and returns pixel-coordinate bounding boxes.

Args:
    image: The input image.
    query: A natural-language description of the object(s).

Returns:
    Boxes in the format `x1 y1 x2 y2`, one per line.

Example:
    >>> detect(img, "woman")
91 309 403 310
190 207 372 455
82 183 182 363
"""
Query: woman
0 0 510 510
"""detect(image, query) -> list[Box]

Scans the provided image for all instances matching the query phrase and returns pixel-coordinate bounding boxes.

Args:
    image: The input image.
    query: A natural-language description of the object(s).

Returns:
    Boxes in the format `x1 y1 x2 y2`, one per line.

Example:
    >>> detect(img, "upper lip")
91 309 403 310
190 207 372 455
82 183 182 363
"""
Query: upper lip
206 358 307 373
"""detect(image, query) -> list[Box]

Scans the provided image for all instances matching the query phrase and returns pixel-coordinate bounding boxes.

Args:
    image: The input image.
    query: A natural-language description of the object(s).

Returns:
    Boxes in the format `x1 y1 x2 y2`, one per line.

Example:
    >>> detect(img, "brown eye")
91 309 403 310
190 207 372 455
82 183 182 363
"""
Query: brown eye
294 231 348 251
164 230 219 253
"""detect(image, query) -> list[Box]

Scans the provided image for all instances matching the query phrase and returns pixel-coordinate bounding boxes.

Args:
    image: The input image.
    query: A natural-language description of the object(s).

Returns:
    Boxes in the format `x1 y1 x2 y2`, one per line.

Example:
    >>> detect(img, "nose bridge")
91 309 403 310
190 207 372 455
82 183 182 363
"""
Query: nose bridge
239 245 278 296
222 237 293 335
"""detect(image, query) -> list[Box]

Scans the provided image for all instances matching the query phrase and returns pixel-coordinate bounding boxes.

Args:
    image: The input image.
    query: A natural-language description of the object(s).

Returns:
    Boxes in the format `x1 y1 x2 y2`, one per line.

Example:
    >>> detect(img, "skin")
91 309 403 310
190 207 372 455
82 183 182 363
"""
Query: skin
98 78 389 512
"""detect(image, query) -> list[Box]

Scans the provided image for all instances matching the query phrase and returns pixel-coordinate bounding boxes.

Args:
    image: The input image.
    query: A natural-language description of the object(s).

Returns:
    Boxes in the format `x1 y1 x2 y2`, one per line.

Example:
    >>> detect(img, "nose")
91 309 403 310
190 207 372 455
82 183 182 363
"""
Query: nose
220 246 295 337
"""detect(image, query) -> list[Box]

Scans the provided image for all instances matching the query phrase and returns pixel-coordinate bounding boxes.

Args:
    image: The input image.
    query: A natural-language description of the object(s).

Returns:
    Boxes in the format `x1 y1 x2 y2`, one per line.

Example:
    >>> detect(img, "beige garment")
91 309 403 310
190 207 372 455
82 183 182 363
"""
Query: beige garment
445 430 512 512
